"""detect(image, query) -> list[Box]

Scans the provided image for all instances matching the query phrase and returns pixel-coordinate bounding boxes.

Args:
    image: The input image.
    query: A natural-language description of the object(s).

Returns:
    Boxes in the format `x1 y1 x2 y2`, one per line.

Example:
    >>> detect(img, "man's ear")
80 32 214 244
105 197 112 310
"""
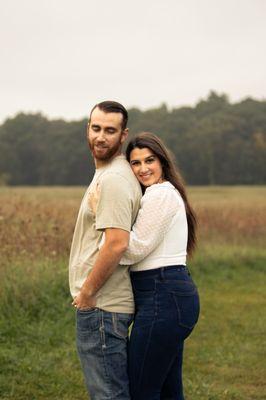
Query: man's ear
121 128 129 143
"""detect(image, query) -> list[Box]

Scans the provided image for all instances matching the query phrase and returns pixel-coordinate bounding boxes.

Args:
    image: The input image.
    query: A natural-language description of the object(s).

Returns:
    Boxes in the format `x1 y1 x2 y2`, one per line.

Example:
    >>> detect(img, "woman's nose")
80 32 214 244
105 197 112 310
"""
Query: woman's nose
140 163 148 173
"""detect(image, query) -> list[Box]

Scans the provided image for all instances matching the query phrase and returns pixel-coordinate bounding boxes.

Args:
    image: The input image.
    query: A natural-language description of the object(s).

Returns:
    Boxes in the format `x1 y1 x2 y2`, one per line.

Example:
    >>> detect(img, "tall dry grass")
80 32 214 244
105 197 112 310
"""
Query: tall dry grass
0 187 81 263
0 186 265 265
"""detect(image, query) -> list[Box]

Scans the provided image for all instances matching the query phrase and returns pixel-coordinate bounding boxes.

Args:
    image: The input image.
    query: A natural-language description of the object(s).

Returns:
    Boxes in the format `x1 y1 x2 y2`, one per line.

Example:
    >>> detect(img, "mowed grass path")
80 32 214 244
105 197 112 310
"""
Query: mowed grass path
0 186 265 399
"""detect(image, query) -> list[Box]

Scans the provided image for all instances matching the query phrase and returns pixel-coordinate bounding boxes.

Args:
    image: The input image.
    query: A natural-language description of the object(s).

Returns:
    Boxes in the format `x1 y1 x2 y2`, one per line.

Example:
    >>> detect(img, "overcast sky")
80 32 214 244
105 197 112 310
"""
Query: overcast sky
0 0 265 123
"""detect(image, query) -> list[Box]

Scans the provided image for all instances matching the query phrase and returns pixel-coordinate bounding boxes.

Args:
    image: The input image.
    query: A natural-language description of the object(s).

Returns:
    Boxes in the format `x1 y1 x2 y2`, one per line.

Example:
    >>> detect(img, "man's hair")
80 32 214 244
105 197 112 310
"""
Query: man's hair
89 101 128 130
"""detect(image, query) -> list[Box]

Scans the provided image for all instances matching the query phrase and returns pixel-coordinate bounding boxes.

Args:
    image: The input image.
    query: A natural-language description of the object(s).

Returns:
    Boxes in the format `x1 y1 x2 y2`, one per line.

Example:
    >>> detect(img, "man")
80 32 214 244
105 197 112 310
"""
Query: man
69 101 142 399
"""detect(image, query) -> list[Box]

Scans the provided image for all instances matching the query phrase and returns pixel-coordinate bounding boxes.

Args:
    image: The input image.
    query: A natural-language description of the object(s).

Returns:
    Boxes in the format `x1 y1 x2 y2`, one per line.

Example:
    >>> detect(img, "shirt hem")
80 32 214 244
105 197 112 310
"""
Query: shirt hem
95 305 135 314
96 224 131 232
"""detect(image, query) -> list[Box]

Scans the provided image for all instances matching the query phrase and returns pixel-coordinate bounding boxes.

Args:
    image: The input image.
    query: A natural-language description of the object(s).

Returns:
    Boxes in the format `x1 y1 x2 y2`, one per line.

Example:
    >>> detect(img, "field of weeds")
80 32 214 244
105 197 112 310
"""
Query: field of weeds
0 185 265 261
0 186 265 399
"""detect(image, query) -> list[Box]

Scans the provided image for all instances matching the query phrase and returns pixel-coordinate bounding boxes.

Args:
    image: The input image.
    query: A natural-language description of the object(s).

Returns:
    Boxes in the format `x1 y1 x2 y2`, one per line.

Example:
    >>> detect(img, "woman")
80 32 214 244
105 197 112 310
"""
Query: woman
120 132 200 400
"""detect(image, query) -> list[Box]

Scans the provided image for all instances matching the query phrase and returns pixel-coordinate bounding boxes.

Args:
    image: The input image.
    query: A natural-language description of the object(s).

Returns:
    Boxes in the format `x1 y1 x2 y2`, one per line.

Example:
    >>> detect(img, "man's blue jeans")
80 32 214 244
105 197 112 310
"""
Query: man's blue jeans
76 308 133 400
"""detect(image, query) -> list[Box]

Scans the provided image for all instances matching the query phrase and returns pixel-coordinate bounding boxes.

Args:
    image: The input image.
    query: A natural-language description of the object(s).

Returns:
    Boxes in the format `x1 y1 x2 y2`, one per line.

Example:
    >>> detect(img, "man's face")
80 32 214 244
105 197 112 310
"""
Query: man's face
87 107 127 163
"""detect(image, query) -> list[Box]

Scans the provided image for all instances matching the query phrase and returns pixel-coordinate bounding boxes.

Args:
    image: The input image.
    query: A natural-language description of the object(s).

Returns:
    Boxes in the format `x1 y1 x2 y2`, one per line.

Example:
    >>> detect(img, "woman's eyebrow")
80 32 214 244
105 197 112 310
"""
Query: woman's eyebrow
130 156 155 163
145 155 155 160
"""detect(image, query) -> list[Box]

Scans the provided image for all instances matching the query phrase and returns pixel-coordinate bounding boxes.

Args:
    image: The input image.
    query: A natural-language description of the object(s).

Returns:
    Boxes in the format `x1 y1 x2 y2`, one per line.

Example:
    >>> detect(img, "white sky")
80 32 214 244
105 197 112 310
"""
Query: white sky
0 0 265 123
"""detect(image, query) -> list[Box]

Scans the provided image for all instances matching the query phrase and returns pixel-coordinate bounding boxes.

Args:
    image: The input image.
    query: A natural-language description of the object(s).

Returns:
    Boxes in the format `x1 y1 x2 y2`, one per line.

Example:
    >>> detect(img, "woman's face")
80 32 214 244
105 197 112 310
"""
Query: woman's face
129 147 164 187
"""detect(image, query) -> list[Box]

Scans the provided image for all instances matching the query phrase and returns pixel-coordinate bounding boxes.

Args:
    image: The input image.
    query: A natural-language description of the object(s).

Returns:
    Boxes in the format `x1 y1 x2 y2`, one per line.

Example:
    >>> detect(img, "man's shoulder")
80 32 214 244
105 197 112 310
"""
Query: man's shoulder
100 157 138 185
109 155 132 173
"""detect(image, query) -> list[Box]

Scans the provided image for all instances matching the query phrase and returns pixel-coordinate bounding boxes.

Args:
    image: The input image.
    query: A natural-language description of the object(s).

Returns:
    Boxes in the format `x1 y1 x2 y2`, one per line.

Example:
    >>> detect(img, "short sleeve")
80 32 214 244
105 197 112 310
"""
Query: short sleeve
95 172 133 232
120 185 180 264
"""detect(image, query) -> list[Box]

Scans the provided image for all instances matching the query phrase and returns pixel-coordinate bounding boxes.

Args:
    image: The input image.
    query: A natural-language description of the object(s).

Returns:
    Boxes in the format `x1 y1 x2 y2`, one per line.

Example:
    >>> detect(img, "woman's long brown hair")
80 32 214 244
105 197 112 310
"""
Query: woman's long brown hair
126 132 197 256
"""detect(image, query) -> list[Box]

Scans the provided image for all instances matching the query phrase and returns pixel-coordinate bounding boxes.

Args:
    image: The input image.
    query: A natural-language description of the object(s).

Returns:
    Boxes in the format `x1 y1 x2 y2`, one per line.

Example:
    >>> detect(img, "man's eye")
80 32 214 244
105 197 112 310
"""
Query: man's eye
106 129 115 134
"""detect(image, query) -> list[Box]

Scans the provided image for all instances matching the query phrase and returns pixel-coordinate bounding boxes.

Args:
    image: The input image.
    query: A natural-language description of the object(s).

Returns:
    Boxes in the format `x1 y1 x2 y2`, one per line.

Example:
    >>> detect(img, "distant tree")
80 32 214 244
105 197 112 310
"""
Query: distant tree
0 93 265 185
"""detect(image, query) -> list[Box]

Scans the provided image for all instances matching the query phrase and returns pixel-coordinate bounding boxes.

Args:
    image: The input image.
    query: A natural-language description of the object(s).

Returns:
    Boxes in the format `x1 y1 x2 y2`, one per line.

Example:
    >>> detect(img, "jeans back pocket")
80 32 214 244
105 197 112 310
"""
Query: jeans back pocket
171 282 200 329
111 313 133 339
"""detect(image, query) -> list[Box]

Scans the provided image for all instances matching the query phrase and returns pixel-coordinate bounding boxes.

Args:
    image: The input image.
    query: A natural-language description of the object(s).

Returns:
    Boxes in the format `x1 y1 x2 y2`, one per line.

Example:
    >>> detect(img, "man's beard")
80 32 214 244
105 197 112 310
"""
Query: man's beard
89 139 122 161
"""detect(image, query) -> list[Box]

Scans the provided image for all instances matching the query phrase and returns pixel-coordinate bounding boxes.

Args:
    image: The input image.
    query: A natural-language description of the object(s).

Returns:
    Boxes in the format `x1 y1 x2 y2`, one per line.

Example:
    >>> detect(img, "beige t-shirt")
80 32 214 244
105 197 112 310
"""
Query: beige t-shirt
69 155 141 313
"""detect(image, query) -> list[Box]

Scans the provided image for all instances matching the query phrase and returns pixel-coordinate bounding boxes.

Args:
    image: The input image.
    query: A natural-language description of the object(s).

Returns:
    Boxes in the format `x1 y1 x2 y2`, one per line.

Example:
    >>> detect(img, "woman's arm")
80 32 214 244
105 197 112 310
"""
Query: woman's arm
120 186 179 265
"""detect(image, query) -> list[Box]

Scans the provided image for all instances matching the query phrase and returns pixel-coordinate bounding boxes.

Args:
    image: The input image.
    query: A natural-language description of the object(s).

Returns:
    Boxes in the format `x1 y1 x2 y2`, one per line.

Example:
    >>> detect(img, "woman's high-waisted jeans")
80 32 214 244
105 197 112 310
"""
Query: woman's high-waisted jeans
129 265 200 400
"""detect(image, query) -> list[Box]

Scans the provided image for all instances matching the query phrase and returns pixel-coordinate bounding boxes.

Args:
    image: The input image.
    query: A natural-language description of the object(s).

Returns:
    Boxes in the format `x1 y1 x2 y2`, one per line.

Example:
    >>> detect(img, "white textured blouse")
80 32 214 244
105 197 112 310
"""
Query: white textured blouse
120 181 188 271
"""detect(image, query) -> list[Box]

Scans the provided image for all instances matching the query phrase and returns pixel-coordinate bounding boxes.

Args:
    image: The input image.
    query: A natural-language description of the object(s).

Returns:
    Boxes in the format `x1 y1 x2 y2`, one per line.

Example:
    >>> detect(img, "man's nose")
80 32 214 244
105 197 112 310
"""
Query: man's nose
96 130 106 142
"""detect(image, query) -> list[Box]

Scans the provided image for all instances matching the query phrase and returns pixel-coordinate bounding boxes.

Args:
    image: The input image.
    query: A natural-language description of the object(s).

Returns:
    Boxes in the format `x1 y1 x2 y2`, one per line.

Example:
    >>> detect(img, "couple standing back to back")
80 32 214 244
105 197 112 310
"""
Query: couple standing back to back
69 101 200 400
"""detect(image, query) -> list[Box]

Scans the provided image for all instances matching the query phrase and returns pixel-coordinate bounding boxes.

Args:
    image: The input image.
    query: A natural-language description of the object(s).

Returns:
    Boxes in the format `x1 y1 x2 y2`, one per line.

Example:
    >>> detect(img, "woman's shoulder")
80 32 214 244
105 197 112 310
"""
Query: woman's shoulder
145 181 176 194
143 181 184 207
143 181 178 201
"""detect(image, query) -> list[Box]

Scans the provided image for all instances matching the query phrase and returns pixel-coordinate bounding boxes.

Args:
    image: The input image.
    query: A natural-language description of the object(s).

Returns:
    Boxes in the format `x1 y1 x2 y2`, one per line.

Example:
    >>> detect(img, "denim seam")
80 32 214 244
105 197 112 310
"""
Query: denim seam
155 284 158 316
137 318 156 392
136 289 157 392
170 288 197 297
100 310 107 350
99 311 114 399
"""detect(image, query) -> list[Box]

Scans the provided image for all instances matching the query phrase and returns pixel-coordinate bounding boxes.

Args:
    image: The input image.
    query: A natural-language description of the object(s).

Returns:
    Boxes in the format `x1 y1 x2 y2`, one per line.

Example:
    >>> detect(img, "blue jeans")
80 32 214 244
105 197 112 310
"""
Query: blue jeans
76 308 133 400
129 265 200 400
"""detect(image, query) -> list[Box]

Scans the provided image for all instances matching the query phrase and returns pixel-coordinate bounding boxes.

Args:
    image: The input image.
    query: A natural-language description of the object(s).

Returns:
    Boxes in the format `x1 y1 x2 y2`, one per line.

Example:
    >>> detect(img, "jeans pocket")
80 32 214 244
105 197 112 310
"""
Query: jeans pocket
76 308 99 333
77 307 97 313
112 313 133 339
172 290 200 330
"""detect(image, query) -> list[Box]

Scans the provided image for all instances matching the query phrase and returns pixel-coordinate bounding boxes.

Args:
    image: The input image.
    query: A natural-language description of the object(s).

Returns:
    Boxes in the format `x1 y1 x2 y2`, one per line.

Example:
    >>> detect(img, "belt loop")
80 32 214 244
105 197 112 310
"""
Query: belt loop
160 267 164 280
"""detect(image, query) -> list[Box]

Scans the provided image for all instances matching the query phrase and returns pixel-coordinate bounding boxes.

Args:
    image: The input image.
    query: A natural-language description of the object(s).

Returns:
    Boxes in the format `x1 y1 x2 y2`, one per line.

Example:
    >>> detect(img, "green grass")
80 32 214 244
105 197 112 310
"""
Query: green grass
0 259 83 400
185 249 266 400
0 250 265 399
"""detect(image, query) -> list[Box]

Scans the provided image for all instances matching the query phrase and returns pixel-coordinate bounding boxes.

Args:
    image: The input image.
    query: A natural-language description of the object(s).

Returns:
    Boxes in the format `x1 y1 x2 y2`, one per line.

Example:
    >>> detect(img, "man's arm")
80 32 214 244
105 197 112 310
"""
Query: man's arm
73 228 129 309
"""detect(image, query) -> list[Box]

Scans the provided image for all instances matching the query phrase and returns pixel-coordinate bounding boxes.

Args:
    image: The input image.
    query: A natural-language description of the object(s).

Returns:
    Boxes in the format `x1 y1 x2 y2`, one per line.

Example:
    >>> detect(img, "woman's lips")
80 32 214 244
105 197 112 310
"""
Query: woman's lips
140 174 152 179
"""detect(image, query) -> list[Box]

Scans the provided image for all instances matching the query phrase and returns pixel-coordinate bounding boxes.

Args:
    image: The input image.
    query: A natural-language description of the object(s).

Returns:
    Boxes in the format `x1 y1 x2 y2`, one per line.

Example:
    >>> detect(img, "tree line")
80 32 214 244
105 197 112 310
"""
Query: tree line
0 92 265 185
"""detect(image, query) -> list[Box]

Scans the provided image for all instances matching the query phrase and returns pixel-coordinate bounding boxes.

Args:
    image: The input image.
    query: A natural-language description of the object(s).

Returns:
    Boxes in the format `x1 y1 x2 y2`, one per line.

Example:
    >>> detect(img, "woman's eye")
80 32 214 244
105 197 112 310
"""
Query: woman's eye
147 158 155 163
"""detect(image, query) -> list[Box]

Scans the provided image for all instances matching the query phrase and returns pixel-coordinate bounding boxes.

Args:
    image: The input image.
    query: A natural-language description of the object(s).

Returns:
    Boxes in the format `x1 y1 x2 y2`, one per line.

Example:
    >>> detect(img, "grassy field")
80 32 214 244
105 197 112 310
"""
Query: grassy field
0 186 265 399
